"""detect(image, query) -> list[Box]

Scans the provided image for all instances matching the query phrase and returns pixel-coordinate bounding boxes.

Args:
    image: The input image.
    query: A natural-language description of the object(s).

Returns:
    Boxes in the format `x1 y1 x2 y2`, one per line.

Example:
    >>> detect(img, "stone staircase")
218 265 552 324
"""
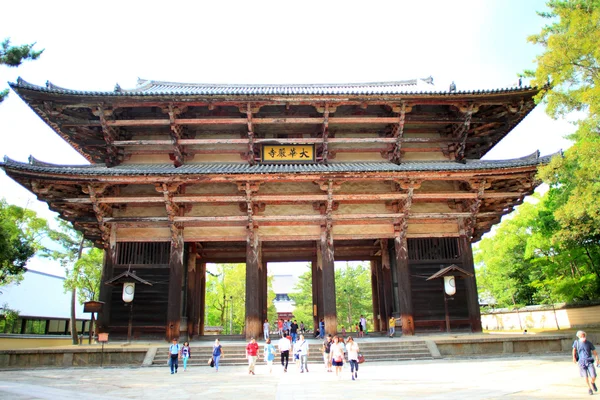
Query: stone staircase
151 339 433 367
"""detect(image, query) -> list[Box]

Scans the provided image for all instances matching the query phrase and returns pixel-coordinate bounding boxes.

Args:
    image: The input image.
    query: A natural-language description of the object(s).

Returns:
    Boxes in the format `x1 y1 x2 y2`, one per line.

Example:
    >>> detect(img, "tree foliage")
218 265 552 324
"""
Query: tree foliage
475 193 600 307
289 262 373 331
525 0 600 242
0 38 44 103
479 0 600 308
64 248 103 304
204 263 277 335
0 199 49 286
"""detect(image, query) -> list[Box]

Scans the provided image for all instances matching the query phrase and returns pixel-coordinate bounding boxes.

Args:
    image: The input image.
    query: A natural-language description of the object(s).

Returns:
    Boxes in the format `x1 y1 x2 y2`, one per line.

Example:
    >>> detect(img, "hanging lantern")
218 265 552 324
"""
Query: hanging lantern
444 275 456 296
122 282 135 303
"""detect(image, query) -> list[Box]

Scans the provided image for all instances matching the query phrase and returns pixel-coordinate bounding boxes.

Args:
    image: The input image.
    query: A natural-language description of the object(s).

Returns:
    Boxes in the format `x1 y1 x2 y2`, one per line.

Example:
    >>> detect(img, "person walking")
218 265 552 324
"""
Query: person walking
297 334 309 373
246 337 260 375
278 332 291 372
322 334 333 372
168 338 181 374
290 320 299 343
346 336 360 380
330 335 345 377
319 319 325 339
181 341 191 371
278 319 283 337
389 315 396 338
573 330 599 395
300 321 305 334
263 319 270 341
359 315 367 338
264 338 276 373
212 338 223 372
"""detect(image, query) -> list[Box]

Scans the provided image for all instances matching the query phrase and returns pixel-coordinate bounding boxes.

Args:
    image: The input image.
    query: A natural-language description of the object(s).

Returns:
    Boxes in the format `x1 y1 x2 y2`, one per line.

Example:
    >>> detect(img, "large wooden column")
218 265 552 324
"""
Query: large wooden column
395 228 414 335
320 229 337 336
259 258 268 327
186 244 202 339
370 260 381 331
166 230 184 341
98 224 116 333
245 233 262 339
460 235 482 332
312 255 323 332
380 239 393 331
198 261 207 336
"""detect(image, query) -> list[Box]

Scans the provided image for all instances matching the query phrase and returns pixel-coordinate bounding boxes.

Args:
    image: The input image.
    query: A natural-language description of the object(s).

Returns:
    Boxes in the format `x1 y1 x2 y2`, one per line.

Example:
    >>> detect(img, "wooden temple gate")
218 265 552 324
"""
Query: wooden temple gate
1 77 553 340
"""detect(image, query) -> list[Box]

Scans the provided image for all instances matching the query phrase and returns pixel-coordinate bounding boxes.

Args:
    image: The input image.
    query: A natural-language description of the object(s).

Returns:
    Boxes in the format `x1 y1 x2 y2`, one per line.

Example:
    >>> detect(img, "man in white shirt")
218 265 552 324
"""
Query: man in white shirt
263 319 270 340
278 332 291 372
297 334 309 373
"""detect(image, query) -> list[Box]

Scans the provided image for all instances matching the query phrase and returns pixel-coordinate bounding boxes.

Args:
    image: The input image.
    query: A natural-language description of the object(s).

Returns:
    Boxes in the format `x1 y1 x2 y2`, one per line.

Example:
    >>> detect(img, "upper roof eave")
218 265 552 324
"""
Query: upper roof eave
0 151 561 179
9 77 542 99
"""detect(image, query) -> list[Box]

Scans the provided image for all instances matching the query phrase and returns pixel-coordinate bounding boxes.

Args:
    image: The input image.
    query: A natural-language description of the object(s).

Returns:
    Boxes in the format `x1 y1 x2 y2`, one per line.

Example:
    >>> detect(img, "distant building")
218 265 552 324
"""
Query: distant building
0 269 87 335
271 273 295 321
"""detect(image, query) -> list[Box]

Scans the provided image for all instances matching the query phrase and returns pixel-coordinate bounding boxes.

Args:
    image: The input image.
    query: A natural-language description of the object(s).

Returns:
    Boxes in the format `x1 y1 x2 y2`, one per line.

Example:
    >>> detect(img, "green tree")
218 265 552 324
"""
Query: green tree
289 262 373 332
525 0 600 243
0 199 49 287
0 38 44 103
45 219 96 344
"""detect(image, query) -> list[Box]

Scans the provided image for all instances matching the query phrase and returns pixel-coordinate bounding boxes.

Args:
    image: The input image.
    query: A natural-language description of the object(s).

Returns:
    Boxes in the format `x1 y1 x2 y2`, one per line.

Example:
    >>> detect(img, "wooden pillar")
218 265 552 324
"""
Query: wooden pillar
380 239 393 332
166 230 184 341
320 230 337 336
186 245 200 339
198 261 207 336
259 258 268 327
97 224 116 333
245 232 262 339
460 236 482 332
370 260 381 331
395 231 414 335
311 256 323 333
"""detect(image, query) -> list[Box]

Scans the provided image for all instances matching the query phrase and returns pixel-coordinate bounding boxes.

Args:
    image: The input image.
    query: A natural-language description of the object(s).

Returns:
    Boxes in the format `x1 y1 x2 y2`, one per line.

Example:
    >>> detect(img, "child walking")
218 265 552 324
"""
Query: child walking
181 341 191 371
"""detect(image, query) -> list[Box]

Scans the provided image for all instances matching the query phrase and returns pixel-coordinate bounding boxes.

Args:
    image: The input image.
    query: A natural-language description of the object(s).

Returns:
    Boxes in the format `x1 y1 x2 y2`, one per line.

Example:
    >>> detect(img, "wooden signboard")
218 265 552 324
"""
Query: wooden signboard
261 144 315 163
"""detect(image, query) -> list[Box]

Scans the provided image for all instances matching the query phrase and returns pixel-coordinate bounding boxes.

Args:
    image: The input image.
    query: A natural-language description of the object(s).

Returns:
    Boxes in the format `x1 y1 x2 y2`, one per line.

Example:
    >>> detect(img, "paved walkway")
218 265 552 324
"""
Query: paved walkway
0 354 592 399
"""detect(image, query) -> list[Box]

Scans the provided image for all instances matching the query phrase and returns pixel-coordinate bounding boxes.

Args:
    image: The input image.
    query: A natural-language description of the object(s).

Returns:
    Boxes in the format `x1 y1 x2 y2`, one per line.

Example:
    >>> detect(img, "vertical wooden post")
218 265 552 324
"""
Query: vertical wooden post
370 260 381 331
311 256 323 333
259 258 268 327
395 231 414 335
97 224 116 333
460 235 482 332
380 239 393 332
186 244 198 339
166 230 184 341
320 229 337 336
245 231 262 339
198 261 207 336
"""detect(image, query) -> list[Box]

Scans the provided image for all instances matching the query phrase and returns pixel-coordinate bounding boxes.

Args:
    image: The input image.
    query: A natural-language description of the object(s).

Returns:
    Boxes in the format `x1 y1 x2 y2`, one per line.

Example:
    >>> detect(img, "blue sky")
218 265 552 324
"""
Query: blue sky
0 0 575 275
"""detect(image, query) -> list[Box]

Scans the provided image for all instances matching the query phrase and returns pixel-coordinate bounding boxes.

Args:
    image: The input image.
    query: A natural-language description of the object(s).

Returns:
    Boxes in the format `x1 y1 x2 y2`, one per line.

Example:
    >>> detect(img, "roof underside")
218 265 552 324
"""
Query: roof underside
9 78 542 166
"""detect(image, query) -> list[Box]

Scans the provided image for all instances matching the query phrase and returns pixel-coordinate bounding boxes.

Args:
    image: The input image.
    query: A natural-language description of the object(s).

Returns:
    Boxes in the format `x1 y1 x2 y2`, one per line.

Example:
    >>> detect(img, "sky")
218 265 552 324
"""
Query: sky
0 0 575 277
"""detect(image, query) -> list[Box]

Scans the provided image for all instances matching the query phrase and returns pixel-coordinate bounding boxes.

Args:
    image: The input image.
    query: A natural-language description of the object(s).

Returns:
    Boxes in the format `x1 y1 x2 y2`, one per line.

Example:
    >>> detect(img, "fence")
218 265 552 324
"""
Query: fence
481 304 600 331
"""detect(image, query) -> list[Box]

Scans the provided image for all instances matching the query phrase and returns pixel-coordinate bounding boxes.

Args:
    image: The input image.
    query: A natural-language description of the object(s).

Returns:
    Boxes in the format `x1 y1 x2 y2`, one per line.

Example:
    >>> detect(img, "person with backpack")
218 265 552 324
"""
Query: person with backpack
168 338 181 374
322 334 333 372
181 341 191 371
573 330 599 396
264 338 276 373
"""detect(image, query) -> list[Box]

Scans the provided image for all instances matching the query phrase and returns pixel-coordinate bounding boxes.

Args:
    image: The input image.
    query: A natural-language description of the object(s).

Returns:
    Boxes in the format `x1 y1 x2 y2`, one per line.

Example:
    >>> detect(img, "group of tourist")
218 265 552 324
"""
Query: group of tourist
267 318 306 342
168 333 362 381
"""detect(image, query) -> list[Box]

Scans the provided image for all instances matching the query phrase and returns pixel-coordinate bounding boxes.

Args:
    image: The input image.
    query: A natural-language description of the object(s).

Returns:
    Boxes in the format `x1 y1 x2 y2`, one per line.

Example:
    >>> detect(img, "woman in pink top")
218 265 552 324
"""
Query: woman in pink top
346 336 360 380
330 335 345 377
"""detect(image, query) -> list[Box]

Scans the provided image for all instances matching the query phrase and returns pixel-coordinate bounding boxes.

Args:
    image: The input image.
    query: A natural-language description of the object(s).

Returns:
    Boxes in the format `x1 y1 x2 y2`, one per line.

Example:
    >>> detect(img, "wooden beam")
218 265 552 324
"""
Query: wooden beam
166 230 184 340
454 104 476 161
390 102 407 163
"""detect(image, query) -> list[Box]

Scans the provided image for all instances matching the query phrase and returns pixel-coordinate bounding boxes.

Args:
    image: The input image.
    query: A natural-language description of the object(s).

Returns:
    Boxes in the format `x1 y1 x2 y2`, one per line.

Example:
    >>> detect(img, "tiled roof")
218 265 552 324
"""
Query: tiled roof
10 77 537 97
1 152 558 177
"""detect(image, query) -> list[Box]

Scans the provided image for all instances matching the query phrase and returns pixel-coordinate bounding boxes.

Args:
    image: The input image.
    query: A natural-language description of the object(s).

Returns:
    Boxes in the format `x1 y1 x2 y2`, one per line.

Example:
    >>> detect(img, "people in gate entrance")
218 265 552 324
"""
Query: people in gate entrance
212 338 223 372
278 332 291 372
263 319 270 341
181 341 191 371
346 336 360 380
278 319 283 337
573 330 599 396
246 336 260 375
389 315 396 338
322 334 333 372
264 338 276 373
168 338 181 374
297 334 309 373
331 335 345 377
